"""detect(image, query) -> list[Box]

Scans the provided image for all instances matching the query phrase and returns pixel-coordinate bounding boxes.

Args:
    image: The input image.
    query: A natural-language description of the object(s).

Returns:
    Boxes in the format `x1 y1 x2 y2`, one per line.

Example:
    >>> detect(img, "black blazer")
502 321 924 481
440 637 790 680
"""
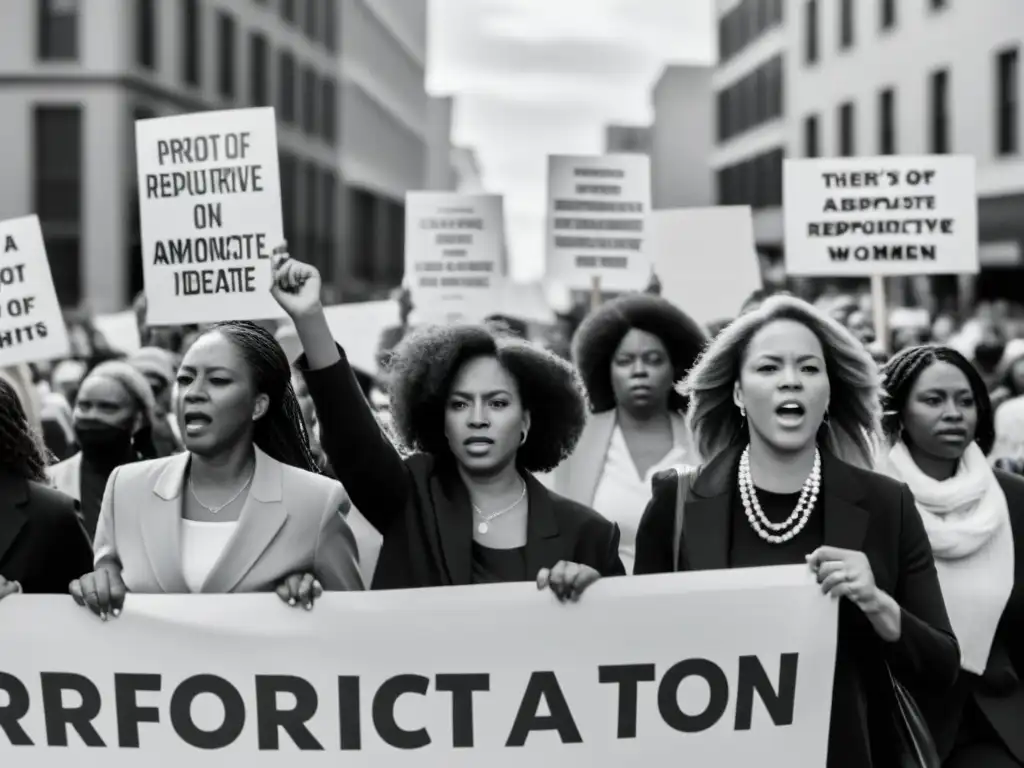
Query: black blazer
298 347 625 589
917 470 1024 763
0 469 94 594
634 444 960 768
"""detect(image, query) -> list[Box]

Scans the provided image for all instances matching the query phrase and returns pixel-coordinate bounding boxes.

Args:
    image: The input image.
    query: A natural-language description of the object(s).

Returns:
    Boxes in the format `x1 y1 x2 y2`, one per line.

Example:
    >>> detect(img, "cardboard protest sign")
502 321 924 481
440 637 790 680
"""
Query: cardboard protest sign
0 567 837 767
546 154 651 292
405 193 505 323
0 215 70 366
650 207 762 325
135 107 286 325
783 156 979 276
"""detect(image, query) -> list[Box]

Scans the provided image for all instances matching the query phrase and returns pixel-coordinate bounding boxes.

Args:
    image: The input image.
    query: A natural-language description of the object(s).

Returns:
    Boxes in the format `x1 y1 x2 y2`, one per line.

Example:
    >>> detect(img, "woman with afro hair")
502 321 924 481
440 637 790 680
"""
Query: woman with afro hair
0 376 93 601
554 293 707 574
272 251 624 597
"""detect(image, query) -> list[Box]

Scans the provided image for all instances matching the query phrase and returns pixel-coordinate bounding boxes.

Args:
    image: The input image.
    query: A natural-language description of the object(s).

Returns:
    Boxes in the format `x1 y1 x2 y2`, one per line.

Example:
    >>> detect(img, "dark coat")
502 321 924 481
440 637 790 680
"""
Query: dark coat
634 443 960 768
298 347 625 589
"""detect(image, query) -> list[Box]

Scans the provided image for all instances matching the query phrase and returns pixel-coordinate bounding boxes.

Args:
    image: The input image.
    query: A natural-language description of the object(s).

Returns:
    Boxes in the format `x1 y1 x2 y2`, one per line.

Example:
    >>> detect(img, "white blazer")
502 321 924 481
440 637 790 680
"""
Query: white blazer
93 446 364 593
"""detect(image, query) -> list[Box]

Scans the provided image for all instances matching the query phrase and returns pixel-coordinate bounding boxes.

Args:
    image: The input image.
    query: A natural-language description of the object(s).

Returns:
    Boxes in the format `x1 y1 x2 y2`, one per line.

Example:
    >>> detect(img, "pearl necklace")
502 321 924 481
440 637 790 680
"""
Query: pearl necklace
738 446 820 544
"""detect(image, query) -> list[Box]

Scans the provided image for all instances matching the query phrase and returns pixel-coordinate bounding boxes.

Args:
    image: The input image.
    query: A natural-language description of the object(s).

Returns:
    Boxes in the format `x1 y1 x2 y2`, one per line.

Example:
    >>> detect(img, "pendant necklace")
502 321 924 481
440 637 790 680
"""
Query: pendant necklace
472 482 526 534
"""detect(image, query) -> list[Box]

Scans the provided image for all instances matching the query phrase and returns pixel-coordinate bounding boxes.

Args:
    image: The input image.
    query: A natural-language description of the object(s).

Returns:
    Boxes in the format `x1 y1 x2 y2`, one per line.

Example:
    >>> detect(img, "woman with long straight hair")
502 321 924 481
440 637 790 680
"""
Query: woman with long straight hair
634 295 959 768
68 321 363 618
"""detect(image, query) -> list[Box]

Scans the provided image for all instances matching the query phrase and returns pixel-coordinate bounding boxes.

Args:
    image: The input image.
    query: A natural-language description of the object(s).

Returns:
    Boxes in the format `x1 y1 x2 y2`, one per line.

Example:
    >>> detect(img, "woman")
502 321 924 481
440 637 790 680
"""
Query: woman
68 321 364 619
128 346 185 457
271 253 624 597
634 296 959 768
555 294 706 574
48 360 160 539
880 346 1023 767
0 377 93 600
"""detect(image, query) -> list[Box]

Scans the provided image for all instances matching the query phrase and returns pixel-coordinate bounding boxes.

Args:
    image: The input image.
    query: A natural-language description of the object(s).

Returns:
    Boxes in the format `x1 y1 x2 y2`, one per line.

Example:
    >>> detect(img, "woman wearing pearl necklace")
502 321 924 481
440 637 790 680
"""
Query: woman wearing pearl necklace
634 296 959 768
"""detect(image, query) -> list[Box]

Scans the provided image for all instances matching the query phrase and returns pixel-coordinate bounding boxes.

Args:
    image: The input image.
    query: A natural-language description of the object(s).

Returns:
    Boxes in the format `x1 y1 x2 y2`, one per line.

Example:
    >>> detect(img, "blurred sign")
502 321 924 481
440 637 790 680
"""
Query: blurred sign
405 193 505 324
545 154 652 292
135 107 287 325
783 155 979 276
0 215 70 366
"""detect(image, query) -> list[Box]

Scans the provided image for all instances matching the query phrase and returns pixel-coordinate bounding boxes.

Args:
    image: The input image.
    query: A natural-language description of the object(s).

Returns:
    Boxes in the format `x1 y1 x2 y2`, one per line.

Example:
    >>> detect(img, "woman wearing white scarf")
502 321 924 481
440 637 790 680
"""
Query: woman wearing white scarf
880 345 1023 768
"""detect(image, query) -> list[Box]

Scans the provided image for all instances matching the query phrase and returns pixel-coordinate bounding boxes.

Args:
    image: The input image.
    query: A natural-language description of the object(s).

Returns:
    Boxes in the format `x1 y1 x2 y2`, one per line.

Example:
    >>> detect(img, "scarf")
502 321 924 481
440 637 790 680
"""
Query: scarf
886 441 1014 674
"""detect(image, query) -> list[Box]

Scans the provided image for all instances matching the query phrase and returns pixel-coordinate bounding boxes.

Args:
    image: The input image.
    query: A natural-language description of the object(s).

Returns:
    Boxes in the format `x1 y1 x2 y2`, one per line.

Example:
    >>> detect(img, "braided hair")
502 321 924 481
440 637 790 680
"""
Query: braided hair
880 344 995 454
204 321 321 474
0 376 51 483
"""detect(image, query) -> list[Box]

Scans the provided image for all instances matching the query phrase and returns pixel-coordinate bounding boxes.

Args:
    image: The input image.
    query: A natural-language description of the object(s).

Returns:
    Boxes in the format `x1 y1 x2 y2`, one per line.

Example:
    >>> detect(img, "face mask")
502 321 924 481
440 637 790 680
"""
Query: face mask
975 343 1005 369
74 420 134 457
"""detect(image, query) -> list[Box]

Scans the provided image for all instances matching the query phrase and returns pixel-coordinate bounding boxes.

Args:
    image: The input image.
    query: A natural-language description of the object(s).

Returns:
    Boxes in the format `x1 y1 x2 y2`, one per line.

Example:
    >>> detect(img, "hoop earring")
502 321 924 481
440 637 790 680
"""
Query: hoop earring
822 409 831 426
739 404 746 420
520 430 527 445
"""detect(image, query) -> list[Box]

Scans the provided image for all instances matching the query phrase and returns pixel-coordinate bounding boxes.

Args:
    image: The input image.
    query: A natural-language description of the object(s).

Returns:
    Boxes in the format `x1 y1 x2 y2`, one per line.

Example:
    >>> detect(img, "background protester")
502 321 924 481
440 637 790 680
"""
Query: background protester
128 346 184 456
272 253 624 597
634 296 959 768
0 377 93 598
556 294 706 574
70 321 363 619
879 346 1023 767
48 360 160 539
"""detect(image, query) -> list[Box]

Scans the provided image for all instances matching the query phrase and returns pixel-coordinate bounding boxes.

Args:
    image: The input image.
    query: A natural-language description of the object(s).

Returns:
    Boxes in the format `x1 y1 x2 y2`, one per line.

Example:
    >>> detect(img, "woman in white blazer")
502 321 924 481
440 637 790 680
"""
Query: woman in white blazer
70 321 363 618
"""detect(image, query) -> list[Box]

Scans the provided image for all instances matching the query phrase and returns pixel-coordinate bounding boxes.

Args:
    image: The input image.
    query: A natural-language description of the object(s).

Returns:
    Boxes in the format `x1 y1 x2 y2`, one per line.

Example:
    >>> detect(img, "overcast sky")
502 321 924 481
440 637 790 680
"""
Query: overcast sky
427 0 716 282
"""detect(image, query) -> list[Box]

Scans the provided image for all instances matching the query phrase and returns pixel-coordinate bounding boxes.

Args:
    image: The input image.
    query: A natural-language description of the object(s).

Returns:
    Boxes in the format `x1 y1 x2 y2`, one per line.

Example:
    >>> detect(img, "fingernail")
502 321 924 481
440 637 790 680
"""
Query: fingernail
100 612 107 621
289 598 296 606
304 602 313 610
113 609 121 618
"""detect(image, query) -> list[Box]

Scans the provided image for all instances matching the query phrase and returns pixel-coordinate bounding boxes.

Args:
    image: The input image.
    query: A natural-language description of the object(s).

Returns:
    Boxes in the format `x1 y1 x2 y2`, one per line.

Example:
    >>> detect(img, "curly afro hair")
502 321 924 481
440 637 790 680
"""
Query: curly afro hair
571 294 708 414
388 324 587 473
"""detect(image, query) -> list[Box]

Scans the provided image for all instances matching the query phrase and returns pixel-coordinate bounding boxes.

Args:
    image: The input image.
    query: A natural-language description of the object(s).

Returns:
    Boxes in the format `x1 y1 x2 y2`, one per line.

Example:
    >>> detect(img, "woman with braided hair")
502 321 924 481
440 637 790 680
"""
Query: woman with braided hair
69 321 364 620
0 377 93 601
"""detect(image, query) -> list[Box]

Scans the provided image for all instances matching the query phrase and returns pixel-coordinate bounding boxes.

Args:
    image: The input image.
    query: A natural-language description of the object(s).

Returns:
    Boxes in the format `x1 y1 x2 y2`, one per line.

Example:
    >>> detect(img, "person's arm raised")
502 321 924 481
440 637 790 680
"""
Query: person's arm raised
270 250 410 535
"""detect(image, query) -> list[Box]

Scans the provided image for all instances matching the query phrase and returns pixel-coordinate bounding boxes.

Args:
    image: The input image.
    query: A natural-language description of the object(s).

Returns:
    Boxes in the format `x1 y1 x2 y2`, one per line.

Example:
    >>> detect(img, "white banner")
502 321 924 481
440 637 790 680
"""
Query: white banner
404 193 506 323
0 215 70 366
0 567 837 767
135 107 287 325
783 155 979 276
546 154 652 292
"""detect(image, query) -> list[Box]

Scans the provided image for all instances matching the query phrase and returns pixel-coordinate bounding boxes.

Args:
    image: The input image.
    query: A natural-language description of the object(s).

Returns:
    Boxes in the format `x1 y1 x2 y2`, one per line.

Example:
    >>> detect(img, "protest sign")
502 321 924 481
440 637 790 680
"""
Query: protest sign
650 207 762 326
546 154 652 292
0 567 837 767
135 107 286 325
783 155 979 277
0 215 70 366
404 193 505 323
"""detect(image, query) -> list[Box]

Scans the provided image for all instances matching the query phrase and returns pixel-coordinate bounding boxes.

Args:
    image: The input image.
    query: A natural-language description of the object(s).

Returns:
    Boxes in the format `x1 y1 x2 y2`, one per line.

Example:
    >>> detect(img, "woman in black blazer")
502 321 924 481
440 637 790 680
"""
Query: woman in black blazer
270 252 624 597
879 346 1023 767
0 377 94 600
634 296 959 768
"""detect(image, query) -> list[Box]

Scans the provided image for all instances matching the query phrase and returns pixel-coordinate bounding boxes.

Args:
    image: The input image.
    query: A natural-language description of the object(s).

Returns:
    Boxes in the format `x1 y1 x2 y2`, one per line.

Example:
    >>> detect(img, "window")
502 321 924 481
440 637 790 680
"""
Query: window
304 0 318 40
878 88 896 154
38 0 78 60
997 48 1019 155
717 56 783 143
34 106 83 306
715 147 784 208
323 0 337 51
804 114 819 157
130 105 157 301
804 0 819 64
930 68 949 153
838 101 855 156
839 0 854 50
278 52 296 123
283 0 297 24
880 0 896 30
304 161 319 270
217 11 236 99
182 0 201 86
302 66 317 135
249 33 269 106
279 152 298 250
137 0 157 70
321 78 337 144
321 170 337 284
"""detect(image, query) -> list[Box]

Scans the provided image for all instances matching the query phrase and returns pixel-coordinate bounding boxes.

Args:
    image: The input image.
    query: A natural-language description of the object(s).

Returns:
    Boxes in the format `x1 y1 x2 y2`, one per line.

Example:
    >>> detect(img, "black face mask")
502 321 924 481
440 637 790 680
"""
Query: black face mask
74 420 134 459
975 343 1005 370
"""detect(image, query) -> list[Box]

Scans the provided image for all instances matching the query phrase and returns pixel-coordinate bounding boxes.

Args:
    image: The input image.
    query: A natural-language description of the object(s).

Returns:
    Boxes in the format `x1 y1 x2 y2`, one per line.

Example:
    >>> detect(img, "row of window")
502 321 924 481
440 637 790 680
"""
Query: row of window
717 55 784 143
803 49 1019 159
279 152 341 285
805 0 949 66
39 0 337 61
716 148 784 209
719 0 784 64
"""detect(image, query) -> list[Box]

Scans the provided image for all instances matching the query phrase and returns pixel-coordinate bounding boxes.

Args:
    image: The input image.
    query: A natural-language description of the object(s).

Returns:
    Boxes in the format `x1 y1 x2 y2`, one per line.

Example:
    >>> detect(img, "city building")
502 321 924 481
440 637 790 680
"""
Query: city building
650 65 716 209
0 0 432 312
450 145 484 192
604 123 652 154
425 95 456 191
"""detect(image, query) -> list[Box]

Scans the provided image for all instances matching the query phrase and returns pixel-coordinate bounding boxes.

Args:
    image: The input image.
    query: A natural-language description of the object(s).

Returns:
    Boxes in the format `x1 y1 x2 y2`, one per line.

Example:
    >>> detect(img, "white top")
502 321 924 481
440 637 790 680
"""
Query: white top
591 413 694 575
180 519 239 593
